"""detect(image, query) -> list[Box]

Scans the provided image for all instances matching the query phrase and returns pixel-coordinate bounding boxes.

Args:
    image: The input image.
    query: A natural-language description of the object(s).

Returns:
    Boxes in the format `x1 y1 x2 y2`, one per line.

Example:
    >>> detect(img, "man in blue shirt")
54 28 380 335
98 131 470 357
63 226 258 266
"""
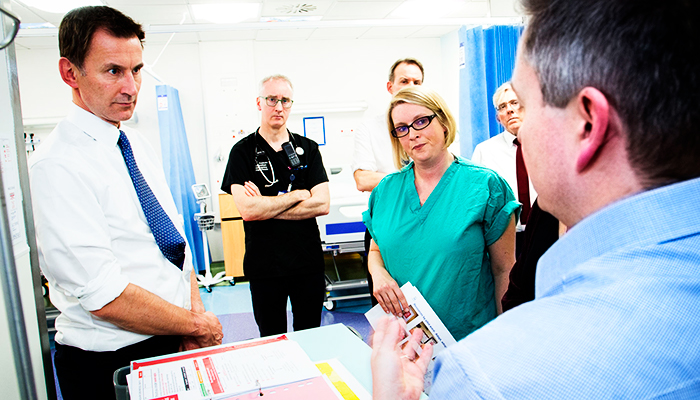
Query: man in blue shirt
370 0 700 398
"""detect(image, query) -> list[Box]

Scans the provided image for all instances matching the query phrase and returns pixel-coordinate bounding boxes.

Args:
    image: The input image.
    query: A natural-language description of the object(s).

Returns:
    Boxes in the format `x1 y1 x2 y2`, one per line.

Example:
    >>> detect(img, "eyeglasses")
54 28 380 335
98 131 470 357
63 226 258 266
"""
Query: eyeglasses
496 99 521 114
260 96 294 109
391 114 437 138
0 6 20 51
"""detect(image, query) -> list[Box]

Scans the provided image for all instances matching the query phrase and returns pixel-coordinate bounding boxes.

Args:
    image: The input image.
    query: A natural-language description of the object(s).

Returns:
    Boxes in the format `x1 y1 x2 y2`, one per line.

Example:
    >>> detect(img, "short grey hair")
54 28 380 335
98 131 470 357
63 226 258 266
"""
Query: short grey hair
520 0 700 187
492 82 513 109
259 74 293 96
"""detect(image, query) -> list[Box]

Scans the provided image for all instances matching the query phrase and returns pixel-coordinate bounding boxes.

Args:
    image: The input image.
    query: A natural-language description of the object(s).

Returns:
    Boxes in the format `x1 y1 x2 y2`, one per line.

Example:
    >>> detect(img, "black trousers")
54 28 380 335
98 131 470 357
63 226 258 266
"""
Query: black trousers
249 272 326 337
54 335 181 400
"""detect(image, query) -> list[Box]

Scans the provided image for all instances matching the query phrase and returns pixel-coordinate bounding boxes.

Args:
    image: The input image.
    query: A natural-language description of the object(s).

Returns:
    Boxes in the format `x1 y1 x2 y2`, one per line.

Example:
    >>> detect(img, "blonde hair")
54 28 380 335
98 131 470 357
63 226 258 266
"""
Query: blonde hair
387 86 457 169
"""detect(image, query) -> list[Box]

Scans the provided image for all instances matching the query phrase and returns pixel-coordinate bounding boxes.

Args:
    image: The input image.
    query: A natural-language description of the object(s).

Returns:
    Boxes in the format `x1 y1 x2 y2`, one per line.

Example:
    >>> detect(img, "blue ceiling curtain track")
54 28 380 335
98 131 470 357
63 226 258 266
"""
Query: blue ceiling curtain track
459 25 524 159
156 85 206 273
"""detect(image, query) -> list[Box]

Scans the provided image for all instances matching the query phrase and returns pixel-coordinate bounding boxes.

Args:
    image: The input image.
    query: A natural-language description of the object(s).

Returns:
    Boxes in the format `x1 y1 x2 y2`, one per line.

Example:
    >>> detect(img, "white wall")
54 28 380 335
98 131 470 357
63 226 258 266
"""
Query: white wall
16 32 462 262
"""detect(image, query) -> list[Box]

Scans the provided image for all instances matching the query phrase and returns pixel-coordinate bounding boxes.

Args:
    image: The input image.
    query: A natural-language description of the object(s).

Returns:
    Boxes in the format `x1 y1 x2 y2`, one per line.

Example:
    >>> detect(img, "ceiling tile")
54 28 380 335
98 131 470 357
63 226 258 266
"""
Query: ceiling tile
144 31 199 45
408 25 460 38
255 27 314 40
445 2 489 18
197 30 258 41
187 0 263 3
105 0 188 5
8 1 49 24
386 0 489 19
324 2 402 20
307 26 369 40
489 0 520 17
13 7 63 27
12 0 524 45
117 5 194 25
360 25 421 39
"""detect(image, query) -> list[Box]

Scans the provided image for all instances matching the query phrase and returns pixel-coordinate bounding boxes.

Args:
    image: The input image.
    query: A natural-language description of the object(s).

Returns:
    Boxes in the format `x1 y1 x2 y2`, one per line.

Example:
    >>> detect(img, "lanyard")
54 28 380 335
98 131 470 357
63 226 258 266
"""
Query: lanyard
253 129 304 189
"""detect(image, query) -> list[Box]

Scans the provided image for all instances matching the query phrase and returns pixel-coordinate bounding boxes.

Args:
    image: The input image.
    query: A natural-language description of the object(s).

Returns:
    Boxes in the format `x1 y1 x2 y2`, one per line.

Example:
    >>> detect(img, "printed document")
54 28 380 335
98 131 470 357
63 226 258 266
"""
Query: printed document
365 282 457 393
128 335 327 400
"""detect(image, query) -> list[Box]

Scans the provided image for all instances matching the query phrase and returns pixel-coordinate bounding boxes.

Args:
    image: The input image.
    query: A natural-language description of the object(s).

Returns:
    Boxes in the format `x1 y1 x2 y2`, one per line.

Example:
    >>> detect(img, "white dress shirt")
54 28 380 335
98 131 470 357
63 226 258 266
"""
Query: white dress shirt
351 114 398 175
471 131 537 231
29 104 193 351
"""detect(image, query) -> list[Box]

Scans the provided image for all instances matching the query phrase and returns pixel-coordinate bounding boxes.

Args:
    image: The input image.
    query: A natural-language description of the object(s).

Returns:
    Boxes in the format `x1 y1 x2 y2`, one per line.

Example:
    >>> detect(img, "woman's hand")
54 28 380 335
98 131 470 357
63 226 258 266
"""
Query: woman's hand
368 239 409 316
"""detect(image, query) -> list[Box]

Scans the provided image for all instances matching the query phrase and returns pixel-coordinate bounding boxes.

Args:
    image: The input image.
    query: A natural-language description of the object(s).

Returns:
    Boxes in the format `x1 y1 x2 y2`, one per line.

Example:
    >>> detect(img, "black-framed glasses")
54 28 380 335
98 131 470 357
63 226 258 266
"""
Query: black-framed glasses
391 114 437 138
260 96 294 109
496 99 521 114
1 6 20 51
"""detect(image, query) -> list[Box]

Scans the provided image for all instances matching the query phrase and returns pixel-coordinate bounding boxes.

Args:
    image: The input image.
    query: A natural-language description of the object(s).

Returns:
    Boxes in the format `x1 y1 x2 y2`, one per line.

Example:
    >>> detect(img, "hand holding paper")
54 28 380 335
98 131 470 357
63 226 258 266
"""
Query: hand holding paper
366 281 457 395
368 239 408 316
372 269 408 316
371 316 433 400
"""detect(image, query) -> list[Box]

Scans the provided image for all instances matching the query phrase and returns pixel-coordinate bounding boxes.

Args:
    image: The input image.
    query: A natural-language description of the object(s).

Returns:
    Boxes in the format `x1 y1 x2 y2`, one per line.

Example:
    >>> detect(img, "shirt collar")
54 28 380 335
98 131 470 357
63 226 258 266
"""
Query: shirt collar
536 176 700 298
501 131 517 146
65 103 121 147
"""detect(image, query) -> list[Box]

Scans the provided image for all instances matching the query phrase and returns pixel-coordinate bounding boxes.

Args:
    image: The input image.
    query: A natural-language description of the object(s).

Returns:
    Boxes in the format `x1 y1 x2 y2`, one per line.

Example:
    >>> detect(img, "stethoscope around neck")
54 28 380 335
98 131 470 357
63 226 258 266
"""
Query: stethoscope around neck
253 129 306 189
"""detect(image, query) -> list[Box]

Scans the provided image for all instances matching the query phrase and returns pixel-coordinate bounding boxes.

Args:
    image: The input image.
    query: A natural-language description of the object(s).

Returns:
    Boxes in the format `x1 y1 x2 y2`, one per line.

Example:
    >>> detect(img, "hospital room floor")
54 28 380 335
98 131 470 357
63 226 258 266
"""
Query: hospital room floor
48 253 374 399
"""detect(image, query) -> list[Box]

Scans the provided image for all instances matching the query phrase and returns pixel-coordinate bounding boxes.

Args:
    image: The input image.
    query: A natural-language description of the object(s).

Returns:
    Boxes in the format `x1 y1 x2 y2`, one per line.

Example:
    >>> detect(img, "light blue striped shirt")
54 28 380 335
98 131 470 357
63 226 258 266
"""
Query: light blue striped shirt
431 177 700 399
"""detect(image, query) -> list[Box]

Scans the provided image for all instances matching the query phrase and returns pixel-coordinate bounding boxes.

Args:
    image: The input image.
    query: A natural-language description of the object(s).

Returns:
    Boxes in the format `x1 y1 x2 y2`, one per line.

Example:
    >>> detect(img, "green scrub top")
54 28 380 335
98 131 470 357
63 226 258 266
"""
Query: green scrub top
363 157 520 340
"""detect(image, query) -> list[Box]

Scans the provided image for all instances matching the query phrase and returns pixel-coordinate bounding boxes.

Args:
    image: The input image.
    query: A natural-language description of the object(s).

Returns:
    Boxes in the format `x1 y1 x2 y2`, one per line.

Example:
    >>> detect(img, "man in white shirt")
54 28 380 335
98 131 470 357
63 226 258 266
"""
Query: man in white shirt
351 58 424 304
28 7 222 399
352 58 425 191
472 82 537 252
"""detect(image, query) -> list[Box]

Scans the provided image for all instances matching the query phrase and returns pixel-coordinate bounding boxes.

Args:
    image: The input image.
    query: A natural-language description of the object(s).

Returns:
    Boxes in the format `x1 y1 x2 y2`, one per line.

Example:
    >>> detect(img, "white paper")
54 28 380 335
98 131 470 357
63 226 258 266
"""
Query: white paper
365 282 457 394
129 336 321 400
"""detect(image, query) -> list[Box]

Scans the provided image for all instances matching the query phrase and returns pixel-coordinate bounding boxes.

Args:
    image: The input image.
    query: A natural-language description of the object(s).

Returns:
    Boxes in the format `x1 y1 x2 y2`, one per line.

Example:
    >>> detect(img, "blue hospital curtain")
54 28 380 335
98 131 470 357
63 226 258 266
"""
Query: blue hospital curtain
156 85 205 273
459 25 523 159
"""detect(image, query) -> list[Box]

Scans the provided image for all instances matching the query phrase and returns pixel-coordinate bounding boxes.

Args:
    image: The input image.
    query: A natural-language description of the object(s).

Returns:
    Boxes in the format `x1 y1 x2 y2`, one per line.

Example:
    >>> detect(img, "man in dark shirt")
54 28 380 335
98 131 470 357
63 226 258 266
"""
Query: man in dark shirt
501 198 560 312
221 75 329 337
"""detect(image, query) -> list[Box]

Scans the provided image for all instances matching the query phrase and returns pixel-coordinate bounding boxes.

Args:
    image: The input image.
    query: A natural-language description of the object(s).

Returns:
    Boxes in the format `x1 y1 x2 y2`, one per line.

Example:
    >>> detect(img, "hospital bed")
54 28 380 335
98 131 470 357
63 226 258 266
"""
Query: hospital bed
317 165 371 310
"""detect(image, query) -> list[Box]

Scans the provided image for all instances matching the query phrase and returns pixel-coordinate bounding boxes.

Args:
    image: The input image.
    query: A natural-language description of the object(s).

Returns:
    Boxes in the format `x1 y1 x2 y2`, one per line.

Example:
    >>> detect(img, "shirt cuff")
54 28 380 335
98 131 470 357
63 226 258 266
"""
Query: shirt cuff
78 263 130 312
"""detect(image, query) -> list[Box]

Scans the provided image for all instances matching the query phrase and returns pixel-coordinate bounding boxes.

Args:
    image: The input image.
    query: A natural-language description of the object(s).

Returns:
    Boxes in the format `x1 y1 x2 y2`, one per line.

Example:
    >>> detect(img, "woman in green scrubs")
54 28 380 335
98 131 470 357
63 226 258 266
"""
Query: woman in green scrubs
363 86 519 340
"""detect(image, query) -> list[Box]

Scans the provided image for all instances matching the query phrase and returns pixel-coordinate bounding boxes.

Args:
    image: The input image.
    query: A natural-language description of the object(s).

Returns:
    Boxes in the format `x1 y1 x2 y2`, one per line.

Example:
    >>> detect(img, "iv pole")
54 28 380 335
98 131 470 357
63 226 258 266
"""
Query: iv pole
191 183 233 292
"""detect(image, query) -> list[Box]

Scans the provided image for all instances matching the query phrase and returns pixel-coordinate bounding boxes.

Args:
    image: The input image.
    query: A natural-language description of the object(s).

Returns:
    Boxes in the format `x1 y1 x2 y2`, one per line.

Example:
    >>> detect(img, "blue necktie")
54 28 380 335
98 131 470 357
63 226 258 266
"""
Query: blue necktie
117 130 186 269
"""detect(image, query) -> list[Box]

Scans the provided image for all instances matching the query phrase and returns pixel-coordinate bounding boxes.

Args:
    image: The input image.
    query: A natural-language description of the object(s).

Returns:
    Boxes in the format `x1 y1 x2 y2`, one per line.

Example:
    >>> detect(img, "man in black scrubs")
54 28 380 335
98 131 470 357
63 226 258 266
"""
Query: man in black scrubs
221 75 330 337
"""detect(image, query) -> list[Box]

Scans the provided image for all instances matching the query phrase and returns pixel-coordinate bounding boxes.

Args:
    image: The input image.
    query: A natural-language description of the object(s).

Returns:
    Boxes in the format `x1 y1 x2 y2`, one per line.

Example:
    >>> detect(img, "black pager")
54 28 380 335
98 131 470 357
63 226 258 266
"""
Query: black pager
281 141 301 167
